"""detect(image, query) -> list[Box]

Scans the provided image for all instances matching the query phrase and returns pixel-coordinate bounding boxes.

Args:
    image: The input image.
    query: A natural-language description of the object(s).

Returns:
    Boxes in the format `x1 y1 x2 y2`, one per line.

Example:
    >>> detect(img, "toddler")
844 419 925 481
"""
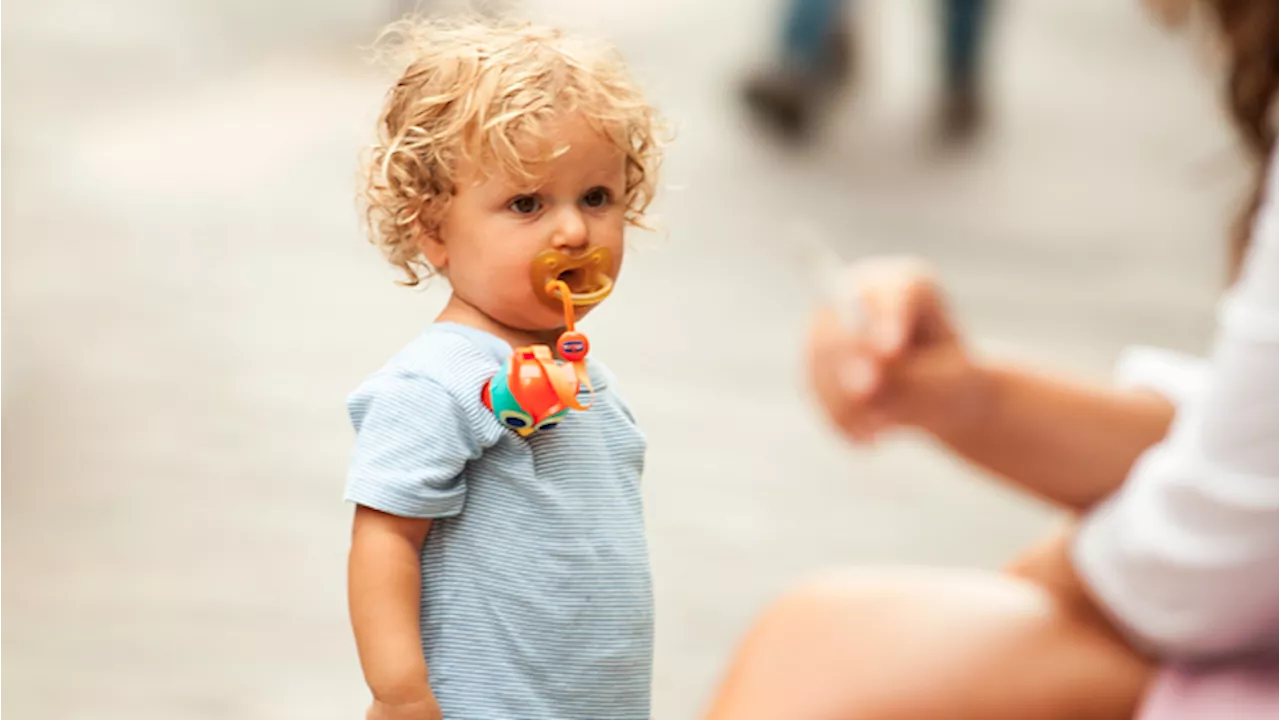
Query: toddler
345 16 664 720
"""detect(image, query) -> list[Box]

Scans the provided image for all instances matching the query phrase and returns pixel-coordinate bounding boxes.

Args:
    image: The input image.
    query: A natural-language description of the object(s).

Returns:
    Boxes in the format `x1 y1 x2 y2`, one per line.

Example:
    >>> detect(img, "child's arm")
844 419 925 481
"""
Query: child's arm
344 368 497 717
349 506 440 718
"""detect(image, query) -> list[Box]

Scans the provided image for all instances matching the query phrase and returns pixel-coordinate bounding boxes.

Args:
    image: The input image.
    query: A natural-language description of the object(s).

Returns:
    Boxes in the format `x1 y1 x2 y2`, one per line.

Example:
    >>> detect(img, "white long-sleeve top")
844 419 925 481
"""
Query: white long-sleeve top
1073 151 1279 661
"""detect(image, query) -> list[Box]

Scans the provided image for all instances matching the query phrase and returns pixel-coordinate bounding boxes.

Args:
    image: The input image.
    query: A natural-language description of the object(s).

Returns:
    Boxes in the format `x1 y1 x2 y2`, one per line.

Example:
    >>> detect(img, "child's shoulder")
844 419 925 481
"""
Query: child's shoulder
349 324 508 410
385 324 507 382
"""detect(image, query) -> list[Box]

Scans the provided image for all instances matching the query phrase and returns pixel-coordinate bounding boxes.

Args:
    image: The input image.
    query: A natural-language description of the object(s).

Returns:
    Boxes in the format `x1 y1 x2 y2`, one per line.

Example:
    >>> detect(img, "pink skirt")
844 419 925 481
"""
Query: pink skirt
1138 658 1277 720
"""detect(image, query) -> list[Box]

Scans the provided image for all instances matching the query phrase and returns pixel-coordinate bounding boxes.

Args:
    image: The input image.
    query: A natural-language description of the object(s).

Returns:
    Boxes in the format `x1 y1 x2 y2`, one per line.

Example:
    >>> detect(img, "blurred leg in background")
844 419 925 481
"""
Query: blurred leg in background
742 0 852 140
742 0 991 144
939 0 989 142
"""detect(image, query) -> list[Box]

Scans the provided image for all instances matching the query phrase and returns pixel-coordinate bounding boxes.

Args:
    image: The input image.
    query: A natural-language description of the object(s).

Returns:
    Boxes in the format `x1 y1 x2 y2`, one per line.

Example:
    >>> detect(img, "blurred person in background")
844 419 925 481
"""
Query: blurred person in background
741 0 991 143
707 0 1277 718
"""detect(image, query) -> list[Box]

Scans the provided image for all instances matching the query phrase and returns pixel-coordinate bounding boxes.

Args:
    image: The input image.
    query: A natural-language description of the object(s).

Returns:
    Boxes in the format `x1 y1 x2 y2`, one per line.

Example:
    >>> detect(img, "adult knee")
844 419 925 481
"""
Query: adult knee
705 567 1148 720
707 568 972 720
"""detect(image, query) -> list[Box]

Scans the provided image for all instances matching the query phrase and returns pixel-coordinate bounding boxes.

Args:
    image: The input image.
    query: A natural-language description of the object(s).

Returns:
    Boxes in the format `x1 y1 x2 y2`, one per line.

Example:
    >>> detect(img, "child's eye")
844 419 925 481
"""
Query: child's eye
581 187 612 208
508 195 542 215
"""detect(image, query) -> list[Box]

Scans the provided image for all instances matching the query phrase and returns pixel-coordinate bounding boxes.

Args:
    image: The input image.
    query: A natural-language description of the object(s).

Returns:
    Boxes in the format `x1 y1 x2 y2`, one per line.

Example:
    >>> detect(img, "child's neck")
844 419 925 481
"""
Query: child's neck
436 294 563 351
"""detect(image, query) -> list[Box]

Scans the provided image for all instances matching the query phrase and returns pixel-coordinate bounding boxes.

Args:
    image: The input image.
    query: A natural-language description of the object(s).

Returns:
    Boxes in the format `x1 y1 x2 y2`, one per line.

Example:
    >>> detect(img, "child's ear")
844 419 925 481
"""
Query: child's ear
417 226 448 270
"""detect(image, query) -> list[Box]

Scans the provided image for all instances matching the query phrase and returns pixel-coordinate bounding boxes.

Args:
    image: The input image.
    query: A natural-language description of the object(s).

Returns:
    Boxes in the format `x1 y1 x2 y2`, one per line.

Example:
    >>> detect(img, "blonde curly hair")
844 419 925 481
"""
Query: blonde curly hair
360 15 665 286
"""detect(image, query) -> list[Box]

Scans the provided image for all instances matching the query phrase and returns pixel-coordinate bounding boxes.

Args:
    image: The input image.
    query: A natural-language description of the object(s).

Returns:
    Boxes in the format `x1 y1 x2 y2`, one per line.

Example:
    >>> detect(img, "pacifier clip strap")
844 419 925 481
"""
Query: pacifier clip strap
546 279 595 410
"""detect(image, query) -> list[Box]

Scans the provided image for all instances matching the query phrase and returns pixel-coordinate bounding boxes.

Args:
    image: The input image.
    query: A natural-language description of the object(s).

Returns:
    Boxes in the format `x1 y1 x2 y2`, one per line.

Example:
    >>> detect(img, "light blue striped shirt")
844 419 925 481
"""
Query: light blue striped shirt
345 323 652 719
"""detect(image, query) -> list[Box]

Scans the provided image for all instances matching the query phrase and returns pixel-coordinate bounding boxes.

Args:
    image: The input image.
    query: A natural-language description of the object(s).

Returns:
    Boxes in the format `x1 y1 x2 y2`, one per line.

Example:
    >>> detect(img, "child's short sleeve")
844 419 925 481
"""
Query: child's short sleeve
344 372 482 518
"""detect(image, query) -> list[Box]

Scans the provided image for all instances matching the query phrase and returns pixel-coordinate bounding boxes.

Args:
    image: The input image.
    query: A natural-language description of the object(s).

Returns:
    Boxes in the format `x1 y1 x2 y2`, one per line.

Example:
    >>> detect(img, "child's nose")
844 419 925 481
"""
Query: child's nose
551 207 589 250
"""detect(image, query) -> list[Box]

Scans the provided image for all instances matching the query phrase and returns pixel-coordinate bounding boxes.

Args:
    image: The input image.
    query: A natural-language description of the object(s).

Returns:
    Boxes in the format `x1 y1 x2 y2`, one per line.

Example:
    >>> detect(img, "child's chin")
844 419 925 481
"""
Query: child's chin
506 302 599 334
544 303 597 326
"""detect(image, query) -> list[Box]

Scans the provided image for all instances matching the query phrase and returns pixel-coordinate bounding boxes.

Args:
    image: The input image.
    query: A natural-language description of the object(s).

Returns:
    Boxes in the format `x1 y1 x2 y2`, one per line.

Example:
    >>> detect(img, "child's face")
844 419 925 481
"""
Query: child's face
429 114 628 332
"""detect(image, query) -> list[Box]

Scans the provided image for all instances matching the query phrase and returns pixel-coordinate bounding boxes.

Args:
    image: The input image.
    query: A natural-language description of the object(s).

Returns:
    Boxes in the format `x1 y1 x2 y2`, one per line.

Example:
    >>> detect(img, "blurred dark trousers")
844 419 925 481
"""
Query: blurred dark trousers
781 0 989 89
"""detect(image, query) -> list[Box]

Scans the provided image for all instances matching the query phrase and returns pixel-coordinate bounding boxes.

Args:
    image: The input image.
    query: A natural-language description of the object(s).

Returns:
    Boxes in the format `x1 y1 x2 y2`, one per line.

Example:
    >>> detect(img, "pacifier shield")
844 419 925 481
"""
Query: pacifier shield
530 247 615 310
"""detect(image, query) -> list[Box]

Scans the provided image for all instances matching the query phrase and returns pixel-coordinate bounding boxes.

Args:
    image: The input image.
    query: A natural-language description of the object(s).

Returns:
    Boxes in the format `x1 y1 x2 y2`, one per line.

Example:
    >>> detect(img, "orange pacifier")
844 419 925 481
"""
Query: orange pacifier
529 247 615 311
